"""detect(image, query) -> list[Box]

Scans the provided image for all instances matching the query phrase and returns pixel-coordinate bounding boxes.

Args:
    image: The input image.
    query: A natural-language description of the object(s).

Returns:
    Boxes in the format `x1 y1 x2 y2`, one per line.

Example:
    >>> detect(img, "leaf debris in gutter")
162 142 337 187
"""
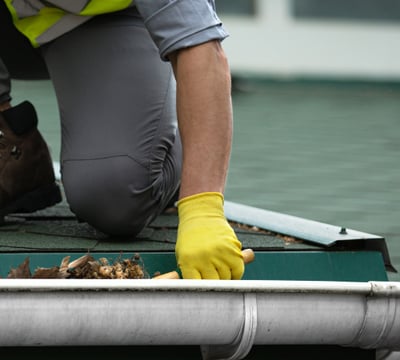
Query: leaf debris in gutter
5 253 149 279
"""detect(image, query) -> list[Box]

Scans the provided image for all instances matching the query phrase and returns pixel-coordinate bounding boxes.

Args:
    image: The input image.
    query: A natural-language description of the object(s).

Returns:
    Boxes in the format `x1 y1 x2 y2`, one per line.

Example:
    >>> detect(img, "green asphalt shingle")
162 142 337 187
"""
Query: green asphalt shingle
0 190 315 253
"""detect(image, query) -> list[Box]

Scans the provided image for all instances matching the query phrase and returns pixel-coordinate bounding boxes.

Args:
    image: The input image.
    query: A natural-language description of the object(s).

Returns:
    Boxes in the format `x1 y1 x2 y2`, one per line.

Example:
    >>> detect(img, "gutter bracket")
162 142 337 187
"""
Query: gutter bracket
346 284 400 350
200 293 258 360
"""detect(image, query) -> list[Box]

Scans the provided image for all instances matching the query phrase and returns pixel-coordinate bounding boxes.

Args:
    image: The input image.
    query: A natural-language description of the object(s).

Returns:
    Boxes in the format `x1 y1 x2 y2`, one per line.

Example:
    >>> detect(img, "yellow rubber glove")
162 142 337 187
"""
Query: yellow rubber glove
175 192 244 279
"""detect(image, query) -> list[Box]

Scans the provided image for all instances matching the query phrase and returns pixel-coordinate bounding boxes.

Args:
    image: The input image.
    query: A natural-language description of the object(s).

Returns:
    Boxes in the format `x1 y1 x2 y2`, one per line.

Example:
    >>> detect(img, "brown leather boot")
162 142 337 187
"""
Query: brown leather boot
0 101 62 219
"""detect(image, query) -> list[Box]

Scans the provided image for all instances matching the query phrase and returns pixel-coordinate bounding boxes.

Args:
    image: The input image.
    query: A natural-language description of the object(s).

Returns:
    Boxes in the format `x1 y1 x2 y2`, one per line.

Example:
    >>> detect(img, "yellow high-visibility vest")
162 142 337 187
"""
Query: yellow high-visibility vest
5 0 134 47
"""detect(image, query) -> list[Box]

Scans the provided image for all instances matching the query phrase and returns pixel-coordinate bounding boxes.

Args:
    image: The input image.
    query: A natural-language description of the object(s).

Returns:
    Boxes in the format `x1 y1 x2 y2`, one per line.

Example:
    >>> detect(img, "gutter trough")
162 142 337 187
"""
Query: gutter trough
1 279 399 359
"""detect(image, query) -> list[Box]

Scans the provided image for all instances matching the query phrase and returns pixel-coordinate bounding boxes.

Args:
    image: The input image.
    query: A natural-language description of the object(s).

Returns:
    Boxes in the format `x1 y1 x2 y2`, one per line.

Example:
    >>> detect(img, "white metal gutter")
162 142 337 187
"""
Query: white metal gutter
0 279 399 359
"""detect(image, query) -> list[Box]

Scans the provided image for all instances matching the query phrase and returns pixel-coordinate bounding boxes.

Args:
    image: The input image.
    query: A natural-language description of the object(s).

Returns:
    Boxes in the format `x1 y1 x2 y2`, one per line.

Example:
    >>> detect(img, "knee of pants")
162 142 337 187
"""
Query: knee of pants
62 156 163 237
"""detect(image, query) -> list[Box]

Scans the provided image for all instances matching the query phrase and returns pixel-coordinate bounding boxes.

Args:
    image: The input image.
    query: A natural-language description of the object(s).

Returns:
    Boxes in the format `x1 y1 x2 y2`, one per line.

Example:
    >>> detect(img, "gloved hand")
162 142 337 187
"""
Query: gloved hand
175 192 244 279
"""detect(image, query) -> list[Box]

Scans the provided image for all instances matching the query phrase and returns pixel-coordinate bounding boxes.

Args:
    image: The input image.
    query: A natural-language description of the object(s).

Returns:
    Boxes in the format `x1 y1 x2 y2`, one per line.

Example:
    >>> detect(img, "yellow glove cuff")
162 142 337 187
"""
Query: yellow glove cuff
177 192 224 223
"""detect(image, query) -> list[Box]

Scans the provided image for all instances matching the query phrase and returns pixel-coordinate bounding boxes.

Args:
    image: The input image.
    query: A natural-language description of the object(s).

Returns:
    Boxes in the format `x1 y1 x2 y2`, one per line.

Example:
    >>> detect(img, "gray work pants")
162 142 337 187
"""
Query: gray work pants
1 1 227 237
41 9 182 236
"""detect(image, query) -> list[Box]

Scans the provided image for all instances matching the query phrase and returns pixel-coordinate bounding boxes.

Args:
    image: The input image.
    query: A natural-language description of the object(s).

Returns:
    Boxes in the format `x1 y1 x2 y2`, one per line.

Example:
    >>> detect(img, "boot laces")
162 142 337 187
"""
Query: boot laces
0 130 21 159
0 130 5 150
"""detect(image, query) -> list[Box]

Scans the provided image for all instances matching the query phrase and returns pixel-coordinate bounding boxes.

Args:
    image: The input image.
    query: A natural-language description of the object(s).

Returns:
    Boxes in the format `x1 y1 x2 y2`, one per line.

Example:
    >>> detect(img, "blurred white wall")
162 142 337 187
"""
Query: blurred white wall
220 0 400 81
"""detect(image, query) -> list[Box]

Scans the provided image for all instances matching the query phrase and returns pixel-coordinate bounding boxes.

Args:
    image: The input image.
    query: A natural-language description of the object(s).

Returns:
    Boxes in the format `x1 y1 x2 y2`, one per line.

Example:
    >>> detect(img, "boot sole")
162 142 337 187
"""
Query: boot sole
0 182 62 218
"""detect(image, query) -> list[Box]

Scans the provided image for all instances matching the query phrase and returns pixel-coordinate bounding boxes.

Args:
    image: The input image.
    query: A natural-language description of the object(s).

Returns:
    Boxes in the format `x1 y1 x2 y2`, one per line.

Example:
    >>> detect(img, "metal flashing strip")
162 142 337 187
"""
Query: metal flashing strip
0 251 389 282
224 201 395 272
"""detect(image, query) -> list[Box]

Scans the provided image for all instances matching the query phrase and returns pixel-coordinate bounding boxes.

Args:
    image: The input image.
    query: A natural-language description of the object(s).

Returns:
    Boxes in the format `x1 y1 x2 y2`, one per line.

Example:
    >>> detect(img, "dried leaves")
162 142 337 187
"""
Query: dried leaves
229 221 302 244
6 253 149 279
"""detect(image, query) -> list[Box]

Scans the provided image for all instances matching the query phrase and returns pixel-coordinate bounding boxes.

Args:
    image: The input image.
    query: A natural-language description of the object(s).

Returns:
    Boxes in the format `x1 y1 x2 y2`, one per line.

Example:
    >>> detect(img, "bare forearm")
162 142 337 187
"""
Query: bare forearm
170 40 233 199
